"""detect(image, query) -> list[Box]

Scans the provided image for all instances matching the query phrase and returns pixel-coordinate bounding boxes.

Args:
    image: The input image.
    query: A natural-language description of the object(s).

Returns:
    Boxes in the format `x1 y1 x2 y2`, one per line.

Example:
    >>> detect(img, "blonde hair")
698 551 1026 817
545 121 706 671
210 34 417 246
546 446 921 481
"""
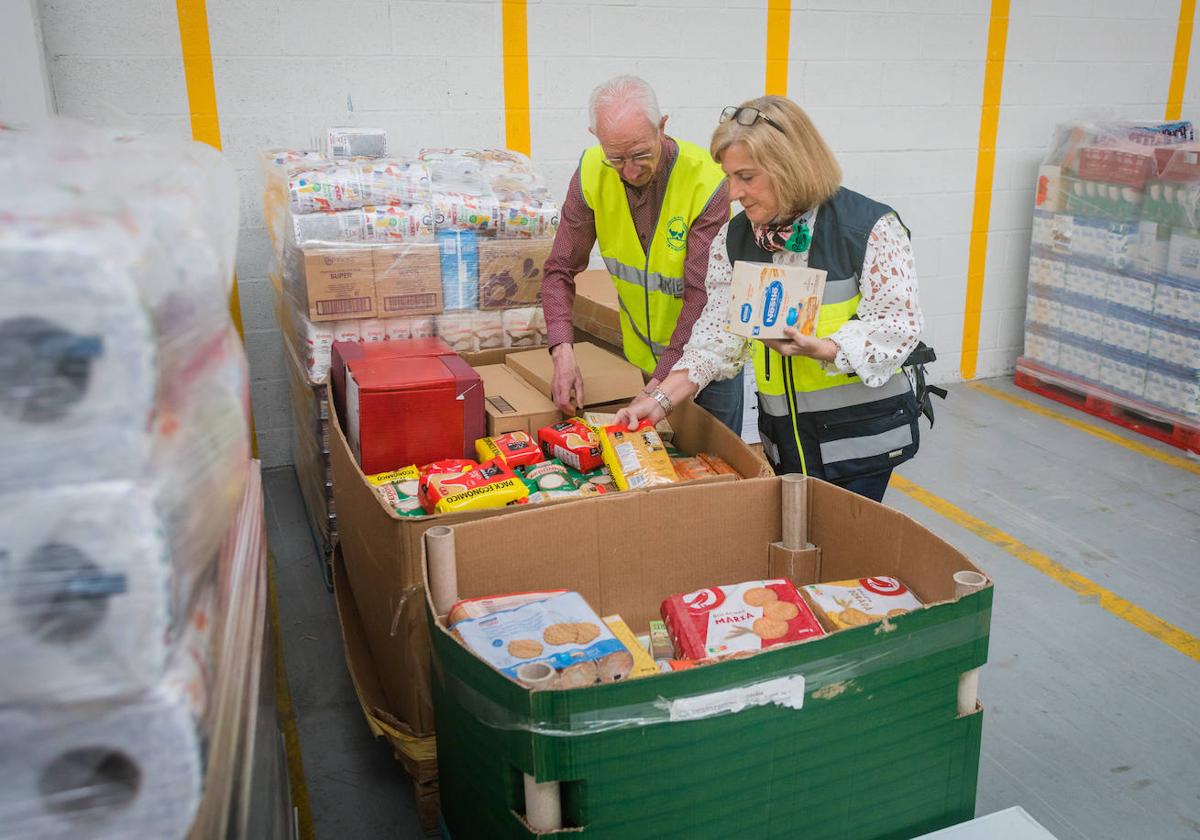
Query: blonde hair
710 96 842 219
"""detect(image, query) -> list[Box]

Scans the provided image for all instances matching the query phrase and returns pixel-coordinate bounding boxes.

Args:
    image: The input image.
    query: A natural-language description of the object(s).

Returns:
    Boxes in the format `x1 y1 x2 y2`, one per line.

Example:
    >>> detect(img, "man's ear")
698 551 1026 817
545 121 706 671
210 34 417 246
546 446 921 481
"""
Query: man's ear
659 115 669 134
588 126 597 138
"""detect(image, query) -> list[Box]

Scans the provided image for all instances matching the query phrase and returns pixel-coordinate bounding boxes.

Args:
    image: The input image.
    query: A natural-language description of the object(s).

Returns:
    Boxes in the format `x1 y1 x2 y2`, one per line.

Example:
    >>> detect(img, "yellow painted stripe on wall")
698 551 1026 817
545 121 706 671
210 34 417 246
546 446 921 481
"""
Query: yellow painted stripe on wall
501 0 531 156
891 474 1200 664
765 0 791 96
968 381 1200 476
1167 0 1197 120
960 0 1010 381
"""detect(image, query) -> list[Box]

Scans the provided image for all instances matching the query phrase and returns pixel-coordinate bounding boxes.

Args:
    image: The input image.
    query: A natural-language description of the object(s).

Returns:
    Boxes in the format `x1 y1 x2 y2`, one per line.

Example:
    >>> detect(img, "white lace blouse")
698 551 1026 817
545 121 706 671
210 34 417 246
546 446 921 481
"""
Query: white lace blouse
674 208 924 390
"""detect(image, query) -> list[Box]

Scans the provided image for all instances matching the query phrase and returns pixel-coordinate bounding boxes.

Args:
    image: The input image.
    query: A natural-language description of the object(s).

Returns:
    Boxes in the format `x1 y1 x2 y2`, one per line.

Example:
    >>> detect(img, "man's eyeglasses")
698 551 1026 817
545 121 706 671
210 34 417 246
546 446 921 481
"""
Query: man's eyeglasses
601 151 656 170
720 106 786 134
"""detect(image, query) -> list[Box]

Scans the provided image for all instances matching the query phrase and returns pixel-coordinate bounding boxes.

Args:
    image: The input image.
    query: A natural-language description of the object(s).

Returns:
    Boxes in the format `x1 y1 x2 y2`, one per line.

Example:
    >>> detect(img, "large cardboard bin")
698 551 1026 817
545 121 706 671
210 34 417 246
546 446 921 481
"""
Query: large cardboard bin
330 358 770 742
425 476 991 839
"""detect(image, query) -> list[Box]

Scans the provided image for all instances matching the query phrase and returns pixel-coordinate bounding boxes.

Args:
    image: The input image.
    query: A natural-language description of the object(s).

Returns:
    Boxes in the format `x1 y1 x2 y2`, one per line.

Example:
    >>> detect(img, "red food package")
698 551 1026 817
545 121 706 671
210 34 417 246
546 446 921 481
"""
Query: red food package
475 431 543 469
418 459 527 513
419 459 477 478
536 419 604 472
661 579 825 660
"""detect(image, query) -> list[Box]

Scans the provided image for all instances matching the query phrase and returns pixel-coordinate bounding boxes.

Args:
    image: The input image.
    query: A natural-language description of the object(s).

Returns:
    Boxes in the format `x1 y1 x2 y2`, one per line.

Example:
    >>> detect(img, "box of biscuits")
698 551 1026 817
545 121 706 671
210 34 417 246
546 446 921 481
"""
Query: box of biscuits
449 591 636 687
801 576 924 631
661 579 825 660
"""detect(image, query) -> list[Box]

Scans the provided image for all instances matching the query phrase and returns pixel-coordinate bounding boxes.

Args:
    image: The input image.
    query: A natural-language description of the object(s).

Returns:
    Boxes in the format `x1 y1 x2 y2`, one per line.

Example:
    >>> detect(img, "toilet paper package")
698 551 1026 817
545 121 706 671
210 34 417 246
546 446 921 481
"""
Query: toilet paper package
0 481 172 705
0 583 218 839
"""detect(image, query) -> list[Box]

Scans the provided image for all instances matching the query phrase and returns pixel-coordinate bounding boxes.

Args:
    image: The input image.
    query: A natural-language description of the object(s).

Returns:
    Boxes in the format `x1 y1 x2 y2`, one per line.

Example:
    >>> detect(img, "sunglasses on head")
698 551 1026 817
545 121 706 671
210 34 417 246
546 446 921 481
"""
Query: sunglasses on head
720 106 786 134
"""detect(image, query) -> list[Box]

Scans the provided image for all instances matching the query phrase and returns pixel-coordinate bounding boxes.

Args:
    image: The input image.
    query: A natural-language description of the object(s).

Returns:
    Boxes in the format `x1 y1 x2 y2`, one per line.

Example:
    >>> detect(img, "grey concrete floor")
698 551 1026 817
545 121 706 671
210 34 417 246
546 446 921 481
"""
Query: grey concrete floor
264 374 1200 840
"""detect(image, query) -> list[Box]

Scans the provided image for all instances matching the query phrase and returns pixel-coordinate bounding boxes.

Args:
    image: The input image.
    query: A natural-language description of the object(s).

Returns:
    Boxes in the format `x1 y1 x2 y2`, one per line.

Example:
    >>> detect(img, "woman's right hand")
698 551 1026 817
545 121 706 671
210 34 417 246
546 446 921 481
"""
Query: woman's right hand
614 393 665 430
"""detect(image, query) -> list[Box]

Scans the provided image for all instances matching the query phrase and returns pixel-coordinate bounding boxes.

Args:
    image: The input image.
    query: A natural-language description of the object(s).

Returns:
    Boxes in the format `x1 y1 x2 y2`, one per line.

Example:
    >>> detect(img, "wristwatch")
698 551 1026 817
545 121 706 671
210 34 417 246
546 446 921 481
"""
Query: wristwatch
648 387 674 416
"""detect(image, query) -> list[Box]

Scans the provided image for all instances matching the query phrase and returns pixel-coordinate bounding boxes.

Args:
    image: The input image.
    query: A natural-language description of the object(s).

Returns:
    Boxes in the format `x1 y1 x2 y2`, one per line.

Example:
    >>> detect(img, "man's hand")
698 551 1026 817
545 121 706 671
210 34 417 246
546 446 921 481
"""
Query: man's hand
550 343 585 415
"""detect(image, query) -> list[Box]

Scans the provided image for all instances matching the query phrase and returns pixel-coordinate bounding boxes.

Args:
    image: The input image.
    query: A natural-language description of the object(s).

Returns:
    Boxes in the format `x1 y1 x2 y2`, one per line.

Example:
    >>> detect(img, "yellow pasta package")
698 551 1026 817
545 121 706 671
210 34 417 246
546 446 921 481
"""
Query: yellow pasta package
599 421 678 491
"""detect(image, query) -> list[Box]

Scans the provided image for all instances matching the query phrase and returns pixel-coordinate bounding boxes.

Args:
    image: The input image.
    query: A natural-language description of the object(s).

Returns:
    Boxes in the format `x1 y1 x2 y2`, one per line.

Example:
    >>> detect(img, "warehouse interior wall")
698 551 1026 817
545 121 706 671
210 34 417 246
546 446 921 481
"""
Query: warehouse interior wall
28 0 1199 468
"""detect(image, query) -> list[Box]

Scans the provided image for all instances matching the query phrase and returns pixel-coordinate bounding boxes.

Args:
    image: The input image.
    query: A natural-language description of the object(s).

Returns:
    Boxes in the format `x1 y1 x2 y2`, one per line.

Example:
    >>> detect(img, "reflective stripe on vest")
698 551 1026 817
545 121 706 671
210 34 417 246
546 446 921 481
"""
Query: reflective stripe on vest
757 372 911 416
580 140 726 374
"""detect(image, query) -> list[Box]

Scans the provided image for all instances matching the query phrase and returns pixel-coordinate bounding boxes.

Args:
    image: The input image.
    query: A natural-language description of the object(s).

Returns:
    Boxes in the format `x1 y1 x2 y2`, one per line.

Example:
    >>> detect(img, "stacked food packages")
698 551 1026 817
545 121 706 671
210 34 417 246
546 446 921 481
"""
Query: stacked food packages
0 122 254 837
1023 120 1200 423
442 576 924 689
262 139 559 563
366 417 746 518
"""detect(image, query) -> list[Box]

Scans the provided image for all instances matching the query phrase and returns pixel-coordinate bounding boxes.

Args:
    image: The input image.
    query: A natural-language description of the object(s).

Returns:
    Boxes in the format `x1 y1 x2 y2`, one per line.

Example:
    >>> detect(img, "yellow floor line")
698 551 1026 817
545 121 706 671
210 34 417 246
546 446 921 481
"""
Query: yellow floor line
890 474 1200 664
967 381 1200 476
269 559 316 840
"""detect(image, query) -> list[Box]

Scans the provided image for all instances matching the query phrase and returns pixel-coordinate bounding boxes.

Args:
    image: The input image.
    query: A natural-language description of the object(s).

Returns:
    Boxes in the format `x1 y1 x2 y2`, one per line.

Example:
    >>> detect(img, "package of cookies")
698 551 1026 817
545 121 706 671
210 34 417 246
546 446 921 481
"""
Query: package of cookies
600 421 678 491
450 591 634 687
419 459 529 513
801 577 924 631
601 615 659 679
447 590 566 626
698 453 739 477
661 579 825 660
475 431 543 469
537 419 605 472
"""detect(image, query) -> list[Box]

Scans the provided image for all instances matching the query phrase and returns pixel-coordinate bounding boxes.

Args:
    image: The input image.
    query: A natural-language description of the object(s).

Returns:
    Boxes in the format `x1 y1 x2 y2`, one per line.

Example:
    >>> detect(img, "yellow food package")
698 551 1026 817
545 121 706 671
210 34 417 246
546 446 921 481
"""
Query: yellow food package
599 421 678 491
366 465 419 486
601 615 659 679
800 576 924 631
431 461 530 513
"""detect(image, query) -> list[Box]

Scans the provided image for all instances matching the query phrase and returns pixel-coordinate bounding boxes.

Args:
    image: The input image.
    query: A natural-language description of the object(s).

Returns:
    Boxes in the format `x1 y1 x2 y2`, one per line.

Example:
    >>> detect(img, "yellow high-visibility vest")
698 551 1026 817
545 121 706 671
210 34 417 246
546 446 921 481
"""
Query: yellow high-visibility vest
579 140 726 374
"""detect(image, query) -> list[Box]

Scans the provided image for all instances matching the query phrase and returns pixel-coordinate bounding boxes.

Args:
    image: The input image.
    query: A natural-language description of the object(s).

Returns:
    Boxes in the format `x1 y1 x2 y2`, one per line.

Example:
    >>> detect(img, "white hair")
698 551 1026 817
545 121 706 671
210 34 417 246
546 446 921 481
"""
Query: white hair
588 75 662 132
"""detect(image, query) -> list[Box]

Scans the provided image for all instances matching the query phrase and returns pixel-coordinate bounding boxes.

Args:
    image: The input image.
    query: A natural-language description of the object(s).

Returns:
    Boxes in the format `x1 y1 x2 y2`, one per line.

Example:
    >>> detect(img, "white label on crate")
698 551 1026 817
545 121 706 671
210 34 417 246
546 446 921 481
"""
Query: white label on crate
668 674 806 722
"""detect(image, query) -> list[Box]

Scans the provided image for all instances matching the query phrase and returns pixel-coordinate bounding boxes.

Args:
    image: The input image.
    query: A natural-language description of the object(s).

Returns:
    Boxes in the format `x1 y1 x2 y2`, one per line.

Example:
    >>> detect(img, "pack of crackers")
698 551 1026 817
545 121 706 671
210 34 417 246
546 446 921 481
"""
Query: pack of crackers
599 421 677 491
661 579 826 660
801 577 923 631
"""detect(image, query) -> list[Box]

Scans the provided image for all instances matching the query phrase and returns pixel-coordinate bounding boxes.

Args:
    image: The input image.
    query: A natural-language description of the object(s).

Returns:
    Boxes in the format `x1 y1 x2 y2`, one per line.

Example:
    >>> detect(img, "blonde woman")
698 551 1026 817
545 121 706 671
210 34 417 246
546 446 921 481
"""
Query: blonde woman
616 96 925 502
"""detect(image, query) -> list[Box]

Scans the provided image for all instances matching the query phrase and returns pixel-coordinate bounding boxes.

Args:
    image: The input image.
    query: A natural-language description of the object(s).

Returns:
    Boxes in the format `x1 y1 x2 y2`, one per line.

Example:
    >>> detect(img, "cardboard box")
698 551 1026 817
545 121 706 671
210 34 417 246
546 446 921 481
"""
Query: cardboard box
726 260 826 339
330 353 771 737
330 337 455 425
426 477 990 838
344 355 484 473
475 364 561 436
477 239 552 310
374 243 444 316
572 268 624 348
505 341 645 408
302 247 377 322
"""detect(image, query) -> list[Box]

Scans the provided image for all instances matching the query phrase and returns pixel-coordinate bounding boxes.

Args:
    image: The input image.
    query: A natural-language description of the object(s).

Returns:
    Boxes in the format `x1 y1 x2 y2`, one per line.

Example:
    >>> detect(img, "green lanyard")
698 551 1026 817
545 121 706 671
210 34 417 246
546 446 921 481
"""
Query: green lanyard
784 218 811 254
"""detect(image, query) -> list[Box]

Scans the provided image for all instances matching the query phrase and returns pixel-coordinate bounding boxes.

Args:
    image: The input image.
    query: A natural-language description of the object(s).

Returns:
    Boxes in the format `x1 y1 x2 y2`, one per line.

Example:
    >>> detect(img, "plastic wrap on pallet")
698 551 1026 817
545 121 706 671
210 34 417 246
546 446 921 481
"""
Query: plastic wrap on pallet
1024 120 1200 422
431 609 990 736
0 121 251 713
0 576 219 839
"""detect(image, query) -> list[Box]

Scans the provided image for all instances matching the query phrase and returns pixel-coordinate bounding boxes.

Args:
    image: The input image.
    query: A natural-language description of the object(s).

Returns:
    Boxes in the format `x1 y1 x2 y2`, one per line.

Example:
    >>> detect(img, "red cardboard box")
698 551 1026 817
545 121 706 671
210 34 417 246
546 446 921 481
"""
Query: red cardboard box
661 579 825 660
331 337 454 423
344 354 483 473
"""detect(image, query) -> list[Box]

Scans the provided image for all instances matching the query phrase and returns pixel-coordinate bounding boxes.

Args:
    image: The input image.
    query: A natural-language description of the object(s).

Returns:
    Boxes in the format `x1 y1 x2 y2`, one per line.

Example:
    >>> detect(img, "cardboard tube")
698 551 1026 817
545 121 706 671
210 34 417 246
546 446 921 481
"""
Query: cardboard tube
780 474 808 550
954 570 988 598
516 661 556 689
957 668 981 716
426 526 458 617
954 571 987 716
524 774 562 832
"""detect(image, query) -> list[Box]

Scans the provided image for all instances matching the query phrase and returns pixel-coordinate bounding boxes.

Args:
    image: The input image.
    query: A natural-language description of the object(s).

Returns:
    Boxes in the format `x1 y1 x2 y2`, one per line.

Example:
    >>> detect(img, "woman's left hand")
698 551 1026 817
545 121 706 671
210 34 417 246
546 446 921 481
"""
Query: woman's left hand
761 327 838 361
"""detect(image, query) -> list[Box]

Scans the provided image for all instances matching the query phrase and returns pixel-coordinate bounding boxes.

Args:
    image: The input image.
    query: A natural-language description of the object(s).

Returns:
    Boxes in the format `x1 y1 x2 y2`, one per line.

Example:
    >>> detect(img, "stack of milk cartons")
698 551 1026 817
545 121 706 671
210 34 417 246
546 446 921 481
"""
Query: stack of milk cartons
0 121 251 839
1024 120 1199 420
262 136 557 386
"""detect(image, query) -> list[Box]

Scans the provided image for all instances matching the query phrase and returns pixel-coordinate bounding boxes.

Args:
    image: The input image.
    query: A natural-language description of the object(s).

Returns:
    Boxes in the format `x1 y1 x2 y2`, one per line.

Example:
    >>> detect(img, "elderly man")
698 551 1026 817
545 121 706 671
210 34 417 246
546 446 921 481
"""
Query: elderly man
540 75 742 434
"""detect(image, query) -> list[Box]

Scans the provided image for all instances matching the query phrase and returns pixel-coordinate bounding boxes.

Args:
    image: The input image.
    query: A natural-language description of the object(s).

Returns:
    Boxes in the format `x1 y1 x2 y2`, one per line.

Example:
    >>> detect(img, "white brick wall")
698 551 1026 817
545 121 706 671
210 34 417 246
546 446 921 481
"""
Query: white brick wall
29 0 1200 462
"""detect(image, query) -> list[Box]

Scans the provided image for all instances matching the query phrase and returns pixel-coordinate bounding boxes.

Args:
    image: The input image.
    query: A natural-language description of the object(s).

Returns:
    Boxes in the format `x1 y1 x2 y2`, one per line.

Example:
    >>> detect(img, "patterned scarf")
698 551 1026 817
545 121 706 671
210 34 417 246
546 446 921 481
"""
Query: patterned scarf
752 215 812 254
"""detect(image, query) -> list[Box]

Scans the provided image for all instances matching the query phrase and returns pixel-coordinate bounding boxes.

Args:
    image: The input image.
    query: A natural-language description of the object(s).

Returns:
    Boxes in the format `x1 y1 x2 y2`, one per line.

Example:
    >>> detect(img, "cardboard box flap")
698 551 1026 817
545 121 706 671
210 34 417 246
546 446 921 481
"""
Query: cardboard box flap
474 363 561 436
505 342 645 407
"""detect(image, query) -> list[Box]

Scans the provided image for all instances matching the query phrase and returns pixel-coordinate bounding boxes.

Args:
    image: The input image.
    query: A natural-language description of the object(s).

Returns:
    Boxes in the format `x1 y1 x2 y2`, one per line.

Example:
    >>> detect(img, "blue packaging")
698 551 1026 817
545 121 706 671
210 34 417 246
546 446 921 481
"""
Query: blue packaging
438 229 479 311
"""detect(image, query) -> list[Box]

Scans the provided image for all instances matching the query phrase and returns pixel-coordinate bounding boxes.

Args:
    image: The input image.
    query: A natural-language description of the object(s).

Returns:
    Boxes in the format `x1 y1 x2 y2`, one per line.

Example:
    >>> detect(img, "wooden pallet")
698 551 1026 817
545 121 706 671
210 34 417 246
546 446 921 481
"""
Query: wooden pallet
1014 360 1200 455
